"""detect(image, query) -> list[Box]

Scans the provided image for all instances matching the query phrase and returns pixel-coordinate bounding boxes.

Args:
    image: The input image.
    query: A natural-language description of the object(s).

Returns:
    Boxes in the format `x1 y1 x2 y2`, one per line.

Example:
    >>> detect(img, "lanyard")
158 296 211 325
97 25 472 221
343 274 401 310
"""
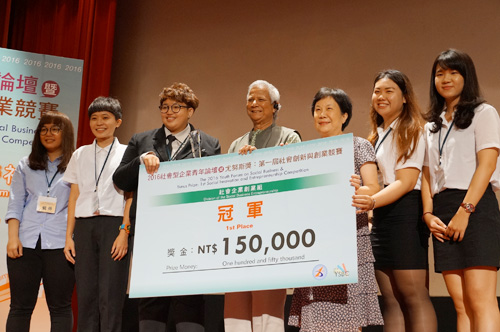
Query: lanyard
375 127 392 154
94 139 115 192
438 119 455 165
45 169 59 196
167 135 189 161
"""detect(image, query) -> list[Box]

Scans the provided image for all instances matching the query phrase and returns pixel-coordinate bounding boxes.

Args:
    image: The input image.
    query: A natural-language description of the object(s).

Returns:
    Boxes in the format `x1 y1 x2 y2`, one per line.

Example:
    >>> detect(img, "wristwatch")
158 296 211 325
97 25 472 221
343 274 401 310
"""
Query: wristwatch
119 224 131 234
460 202 475 213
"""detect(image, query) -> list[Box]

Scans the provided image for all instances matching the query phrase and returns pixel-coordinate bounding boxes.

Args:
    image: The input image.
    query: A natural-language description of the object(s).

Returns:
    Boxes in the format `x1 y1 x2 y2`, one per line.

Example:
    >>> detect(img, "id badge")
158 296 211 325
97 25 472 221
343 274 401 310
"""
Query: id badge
377 169 384 189
91 191 100 215
434 164 446 192
37 196 57 214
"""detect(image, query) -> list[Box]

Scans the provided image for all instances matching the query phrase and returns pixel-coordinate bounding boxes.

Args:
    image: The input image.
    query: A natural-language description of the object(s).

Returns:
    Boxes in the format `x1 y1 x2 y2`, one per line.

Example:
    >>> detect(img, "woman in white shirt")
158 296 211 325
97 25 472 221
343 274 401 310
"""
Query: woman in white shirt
63 97 132 332
421 49 500 331
353 70 437 332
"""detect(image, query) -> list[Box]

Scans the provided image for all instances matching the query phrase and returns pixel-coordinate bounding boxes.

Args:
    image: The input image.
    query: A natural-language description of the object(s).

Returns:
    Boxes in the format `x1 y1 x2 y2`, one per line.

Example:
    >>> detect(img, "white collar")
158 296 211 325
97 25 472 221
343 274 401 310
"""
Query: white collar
164 125 191 143
439 109 455 127
377 117 399 135
94 137 118 153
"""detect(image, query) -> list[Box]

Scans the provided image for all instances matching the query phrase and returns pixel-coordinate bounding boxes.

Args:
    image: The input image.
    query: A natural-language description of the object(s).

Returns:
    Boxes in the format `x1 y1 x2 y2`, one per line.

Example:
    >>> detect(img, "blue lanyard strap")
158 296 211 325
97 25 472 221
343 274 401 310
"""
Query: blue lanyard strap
45 169 59 196
438 119 455 165
375 127 392 154
167 135 190 161
94 139 115 192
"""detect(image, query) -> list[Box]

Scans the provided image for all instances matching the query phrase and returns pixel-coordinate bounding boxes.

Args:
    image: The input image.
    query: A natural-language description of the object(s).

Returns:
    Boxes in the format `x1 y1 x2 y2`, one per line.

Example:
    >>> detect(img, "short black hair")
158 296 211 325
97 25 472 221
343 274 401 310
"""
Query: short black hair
311 87 352 130
88 96 122 119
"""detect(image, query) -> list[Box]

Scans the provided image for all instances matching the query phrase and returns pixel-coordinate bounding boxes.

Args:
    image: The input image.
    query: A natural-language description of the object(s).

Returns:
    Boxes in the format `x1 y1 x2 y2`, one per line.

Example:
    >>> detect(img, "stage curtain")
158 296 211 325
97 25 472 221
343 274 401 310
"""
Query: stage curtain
3 2 117 330
0 0 12 47
3 0 117 147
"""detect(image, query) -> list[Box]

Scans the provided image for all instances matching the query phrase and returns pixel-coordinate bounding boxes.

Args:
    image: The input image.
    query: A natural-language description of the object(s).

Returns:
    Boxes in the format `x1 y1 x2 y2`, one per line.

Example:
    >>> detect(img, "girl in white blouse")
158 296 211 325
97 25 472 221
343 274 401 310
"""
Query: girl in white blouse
422 49 500 332
353 70 437 332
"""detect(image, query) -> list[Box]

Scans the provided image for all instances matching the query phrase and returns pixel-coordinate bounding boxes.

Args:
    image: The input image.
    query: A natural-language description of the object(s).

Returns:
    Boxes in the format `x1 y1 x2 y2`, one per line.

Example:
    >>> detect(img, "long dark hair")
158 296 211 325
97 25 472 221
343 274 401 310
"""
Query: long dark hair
367 69 424 163
427 49 484 133
29 111 75 172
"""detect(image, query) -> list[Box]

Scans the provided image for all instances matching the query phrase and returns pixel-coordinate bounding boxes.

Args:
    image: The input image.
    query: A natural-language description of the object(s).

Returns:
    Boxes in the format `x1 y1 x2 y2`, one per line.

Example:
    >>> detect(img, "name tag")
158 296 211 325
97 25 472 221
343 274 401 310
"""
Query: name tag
434 164 446 193
37 196 57 214
92 191 100 215
377 169 384 189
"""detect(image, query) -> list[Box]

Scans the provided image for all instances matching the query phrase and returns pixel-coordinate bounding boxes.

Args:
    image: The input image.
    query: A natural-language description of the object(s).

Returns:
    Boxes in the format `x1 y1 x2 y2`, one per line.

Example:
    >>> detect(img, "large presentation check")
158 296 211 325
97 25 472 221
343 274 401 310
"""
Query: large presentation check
129 133 357 297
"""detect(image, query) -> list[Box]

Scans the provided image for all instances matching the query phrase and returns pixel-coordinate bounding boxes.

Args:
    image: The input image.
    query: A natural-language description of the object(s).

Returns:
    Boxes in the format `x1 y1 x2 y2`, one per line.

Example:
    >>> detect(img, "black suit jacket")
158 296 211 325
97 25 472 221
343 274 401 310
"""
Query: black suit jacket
113 124 221 223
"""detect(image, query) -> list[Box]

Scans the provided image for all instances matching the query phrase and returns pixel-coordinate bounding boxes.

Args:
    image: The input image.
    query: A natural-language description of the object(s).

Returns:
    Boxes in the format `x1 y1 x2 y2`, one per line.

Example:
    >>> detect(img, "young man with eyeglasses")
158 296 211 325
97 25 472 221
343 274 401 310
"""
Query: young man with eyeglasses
113 82 220 332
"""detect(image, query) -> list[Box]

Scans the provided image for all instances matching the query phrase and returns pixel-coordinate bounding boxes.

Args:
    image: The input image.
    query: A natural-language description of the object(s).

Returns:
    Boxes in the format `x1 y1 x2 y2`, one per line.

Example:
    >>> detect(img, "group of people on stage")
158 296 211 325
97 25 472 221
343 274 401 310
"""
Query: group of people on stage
4 48 500 332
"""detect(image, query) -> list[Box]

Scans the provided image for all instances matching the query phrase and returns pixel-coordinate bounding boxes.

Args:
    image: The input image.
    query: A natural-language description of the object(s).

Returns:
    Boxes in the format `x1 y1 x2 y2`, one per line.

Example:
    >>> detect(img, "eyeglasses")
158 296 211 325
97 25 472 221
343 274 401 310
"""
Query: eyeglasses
40 127 62 136
159 104 189 114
